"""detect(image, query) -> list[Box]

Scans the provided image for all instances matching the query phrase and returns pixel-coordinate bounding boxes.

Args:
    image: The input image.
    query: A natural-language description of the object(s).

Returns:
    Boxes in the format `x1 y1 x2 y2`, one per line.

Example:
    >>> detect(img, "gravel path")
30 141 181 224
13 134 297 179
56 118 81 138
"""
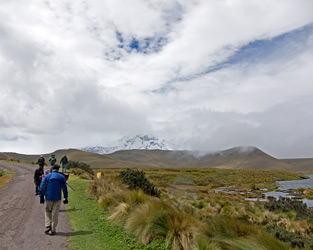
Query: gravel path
0 161 71 250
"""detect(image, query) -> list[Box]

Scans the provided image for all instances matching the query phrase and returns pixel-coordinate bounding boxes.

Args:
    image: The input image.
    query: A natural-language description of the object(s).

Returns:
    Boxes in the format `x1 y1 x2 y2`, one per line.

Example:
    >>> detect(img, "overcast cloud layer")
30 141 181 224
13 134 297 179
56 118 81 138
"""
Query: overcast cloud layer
1 0 313 158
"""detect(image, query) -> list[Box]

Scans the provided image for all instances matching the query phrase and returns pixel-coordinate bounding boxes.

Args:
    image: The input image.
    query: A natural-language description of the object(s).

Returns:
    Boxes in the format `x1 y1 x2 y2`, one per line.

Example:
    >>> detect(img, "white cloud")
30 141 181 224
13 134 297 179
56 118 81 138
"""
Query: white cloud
0 0 313 158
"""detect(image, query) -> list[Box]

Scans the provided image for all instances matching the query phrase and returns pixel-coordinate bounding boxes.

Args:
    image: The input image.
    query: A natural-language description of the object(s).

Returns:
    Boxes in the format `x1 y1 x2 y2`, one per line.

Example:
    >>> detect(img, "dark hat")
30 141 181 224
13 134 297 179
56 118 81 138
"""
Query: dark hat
52 164 60 170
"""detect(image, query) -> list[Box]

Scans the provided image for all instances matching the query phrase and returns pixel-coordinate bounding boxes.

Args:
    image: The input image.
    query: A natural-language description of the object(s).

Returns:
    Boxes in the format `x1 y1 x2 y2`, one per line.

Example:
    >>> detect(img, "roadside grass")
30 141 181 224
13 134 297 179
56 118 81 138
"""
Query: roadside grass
66 176 166 250
0 165 15 189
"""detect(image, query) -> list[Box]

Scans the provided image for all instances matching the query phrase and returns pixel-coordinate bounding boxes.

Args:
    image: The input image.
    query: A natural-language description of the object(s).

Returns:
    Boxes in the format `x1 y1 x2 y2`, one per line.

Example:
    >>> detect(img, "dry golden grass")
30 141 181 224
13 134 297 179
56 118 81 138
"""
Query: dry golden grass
86 168 297 250
125 198 203 249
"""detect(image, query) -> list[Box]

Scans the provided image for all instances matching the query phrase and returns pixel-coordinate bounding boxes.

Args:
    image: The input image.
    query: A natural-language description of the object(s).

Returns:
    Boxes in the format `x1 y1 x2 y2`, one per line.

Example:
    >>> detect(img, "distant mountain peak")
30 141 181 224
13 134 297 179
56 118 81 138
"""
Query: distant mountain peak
80 134 176 154
220 146 271 158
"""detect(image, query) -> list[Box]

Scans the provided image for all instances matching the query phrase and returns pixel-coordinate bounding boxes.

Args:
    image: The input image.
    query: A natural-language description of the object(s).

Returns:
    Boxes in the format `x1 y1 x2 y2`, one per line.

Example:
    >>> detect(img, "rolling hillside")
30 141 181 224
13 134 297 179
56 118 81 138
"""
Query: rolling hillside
2 146 312 173
109 146 294 171
282 158 313 173
0 149 141 169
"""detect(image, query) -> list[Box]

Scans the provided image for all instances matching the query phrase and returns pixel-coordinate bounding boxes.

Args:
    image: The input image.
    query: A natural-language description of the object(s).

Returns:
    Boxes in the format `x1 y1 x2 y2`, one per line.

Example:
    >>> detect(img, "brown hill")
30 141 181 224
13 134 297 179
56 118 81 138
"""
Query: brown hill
0 149 139 169
1 146 311 173
109 146 293 171
281 158 313 174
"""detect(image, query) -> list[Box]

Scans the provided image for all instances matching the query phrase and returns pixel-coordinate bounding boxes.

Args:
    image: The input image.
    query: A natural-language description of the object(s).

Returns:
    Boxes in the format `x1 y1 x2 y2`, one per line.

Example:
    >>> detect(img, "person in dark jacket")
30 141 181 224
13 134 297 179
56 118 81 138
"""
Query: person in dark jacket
37 155 45 168
60 155 68 172
34 166 44 195
39 164 68 235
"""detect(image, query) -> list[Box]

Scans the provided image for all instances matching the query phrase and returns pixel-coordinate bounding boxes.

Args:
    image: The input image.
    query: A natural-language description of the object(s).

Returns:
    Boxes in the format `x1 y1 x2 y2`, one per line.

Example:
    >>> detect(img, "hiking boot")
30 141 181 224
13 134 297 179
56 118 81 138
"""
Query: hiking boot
45 226 51 234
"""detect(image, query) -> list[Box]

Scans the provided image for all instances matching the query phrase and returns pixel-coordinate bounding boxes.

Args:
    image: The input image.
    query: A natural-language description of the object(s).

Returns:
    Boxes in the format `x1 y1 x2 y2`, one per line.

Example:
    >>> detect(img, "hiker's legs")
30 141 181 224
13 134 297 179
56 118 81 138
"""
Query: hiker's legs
35 181 41 195
45 201 53 228
51 200 61 232
62 163 66 172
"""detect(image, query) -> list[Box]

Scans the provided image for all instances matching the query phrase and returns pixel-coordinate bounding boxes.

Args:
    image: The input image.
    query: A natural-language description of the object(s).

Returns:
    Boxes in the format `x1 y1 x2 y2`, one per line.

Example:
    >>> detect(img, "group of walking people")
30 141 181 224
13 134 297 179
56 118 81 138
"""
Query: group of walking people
33 154 69 235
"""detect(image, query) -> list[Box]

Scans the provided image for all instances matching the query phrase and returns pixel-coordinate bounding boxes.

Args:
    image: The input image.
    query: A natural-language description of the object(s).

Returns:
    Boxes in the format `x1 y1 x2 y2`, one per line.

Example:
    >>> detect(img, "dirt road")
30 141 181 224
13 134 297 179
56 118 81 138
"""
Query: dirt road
0 161 71 250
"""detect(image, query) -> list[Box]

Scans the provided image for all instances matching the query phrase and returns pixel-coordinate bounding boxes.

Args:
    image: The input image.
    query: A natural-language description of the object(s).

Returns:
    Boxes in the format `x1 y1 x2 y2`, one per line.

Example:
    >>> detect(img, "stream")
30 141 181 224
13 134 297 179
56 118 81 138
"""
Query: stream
264 175 313 208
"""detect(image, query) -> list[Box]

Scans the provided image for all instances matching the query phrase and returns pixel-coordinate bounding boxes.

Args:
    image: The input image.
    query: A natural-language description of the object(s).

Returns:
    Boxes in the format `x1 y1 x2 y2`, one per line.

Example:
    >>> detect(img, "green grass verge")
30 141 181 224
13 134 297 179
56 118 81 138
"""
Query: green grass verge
66 176 166 250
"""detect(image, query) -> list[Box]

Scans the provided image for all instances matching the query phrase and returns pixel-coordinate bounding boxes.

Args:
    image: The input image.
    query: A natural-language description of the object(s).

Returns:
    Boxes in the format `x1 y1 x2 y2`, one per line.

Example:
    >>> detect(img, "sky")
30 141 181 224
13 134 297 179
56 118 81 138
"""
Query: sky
0 0 313 158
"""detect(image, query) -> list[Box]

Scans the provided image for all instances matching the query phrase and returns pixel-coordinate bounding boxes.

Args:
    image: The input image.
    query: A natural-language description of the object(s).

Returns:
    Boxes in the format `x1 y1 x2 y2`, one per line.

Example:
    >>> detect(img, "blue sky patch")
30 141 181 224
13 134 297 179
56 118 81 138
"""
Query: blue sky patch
116 31 167 54
167 24 313 85
225 24 313 66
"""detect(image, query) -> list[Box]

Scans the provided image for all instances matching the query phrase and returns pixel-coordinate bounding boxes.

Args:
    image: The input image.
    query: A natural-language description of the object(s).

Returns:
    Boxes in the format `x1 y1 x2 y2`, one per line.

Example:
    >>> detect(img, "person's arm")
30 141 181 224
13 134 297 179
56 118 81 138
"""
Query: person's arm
62 178 68 198
61 176 69 204
39 176 48 197
38 176 48 204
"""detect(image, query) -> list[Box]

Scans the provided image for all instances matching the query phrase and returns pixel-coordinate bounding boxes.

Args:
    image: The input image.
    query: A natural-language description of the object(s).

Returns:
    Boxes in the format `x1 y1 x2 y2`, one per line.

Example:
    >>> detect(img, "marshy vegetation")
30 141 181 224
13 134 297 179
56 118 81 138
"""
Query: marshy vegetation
83 168 313 249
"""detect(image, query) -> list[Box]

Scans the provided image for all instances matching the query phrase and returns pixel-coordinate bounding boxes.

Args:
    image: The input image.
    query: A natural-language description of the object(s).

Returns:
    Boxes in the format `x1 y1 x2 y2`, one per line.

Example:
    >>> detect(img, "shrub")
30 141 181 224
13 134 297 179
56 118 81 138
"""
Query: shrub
0 169 5 177
265 196 313 220
9 158 20 162
265 224 308 248
119 169 161 198
67 160 94 175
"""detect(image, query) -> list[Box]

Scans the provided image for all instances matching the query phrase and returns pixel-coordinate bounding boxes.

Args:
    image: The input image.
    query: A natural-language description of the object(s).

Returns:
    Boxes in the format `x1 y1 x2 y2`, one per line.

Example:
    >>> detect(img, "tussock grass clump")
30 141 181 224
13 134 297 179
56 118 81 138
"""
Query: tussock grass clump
70 168 94 179
87 177 153 223
108 190 152 223
86 177 124 199
200 217 291 250
79 172 94 180
126 198 203 250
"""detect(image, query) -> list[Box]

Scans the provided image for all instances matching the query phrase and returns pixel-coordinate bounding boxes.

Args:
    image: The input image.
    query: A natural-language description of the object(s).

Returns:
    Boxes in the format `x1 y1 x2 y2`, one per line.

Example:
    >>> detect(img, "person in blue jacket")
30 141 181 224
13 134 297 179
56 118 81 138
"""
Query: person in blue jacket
39 164 68 235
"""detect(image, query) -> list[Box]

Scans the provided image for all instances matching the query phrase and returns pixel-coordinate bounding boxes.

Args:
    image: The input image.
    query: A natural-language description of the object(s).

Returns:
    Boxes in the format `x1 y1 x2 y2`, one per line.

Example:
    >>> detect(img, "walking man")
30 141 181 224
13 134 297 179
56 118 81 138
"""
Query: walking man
48 154 57 167
39 164 68 235
60 155 68 172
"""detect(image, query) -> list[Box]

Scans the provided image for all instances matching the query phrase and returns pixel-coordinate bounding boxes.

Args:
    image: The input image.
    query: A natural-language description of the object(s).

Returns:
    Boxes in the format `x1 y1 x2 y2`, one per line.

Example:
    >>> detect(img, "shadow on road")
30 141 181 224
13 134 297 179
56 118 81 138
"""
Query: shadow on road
59 208 82 212
52 230 93 237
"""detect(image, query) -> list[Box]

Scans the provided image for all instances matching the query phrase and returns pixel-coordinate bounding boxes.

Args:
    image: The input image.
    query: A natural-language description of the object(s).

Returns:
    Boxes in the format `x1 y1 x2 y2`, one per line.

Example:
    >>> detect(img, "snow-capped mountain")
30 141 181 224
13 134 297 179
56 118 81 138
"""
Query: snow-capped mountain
80 134 176 154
